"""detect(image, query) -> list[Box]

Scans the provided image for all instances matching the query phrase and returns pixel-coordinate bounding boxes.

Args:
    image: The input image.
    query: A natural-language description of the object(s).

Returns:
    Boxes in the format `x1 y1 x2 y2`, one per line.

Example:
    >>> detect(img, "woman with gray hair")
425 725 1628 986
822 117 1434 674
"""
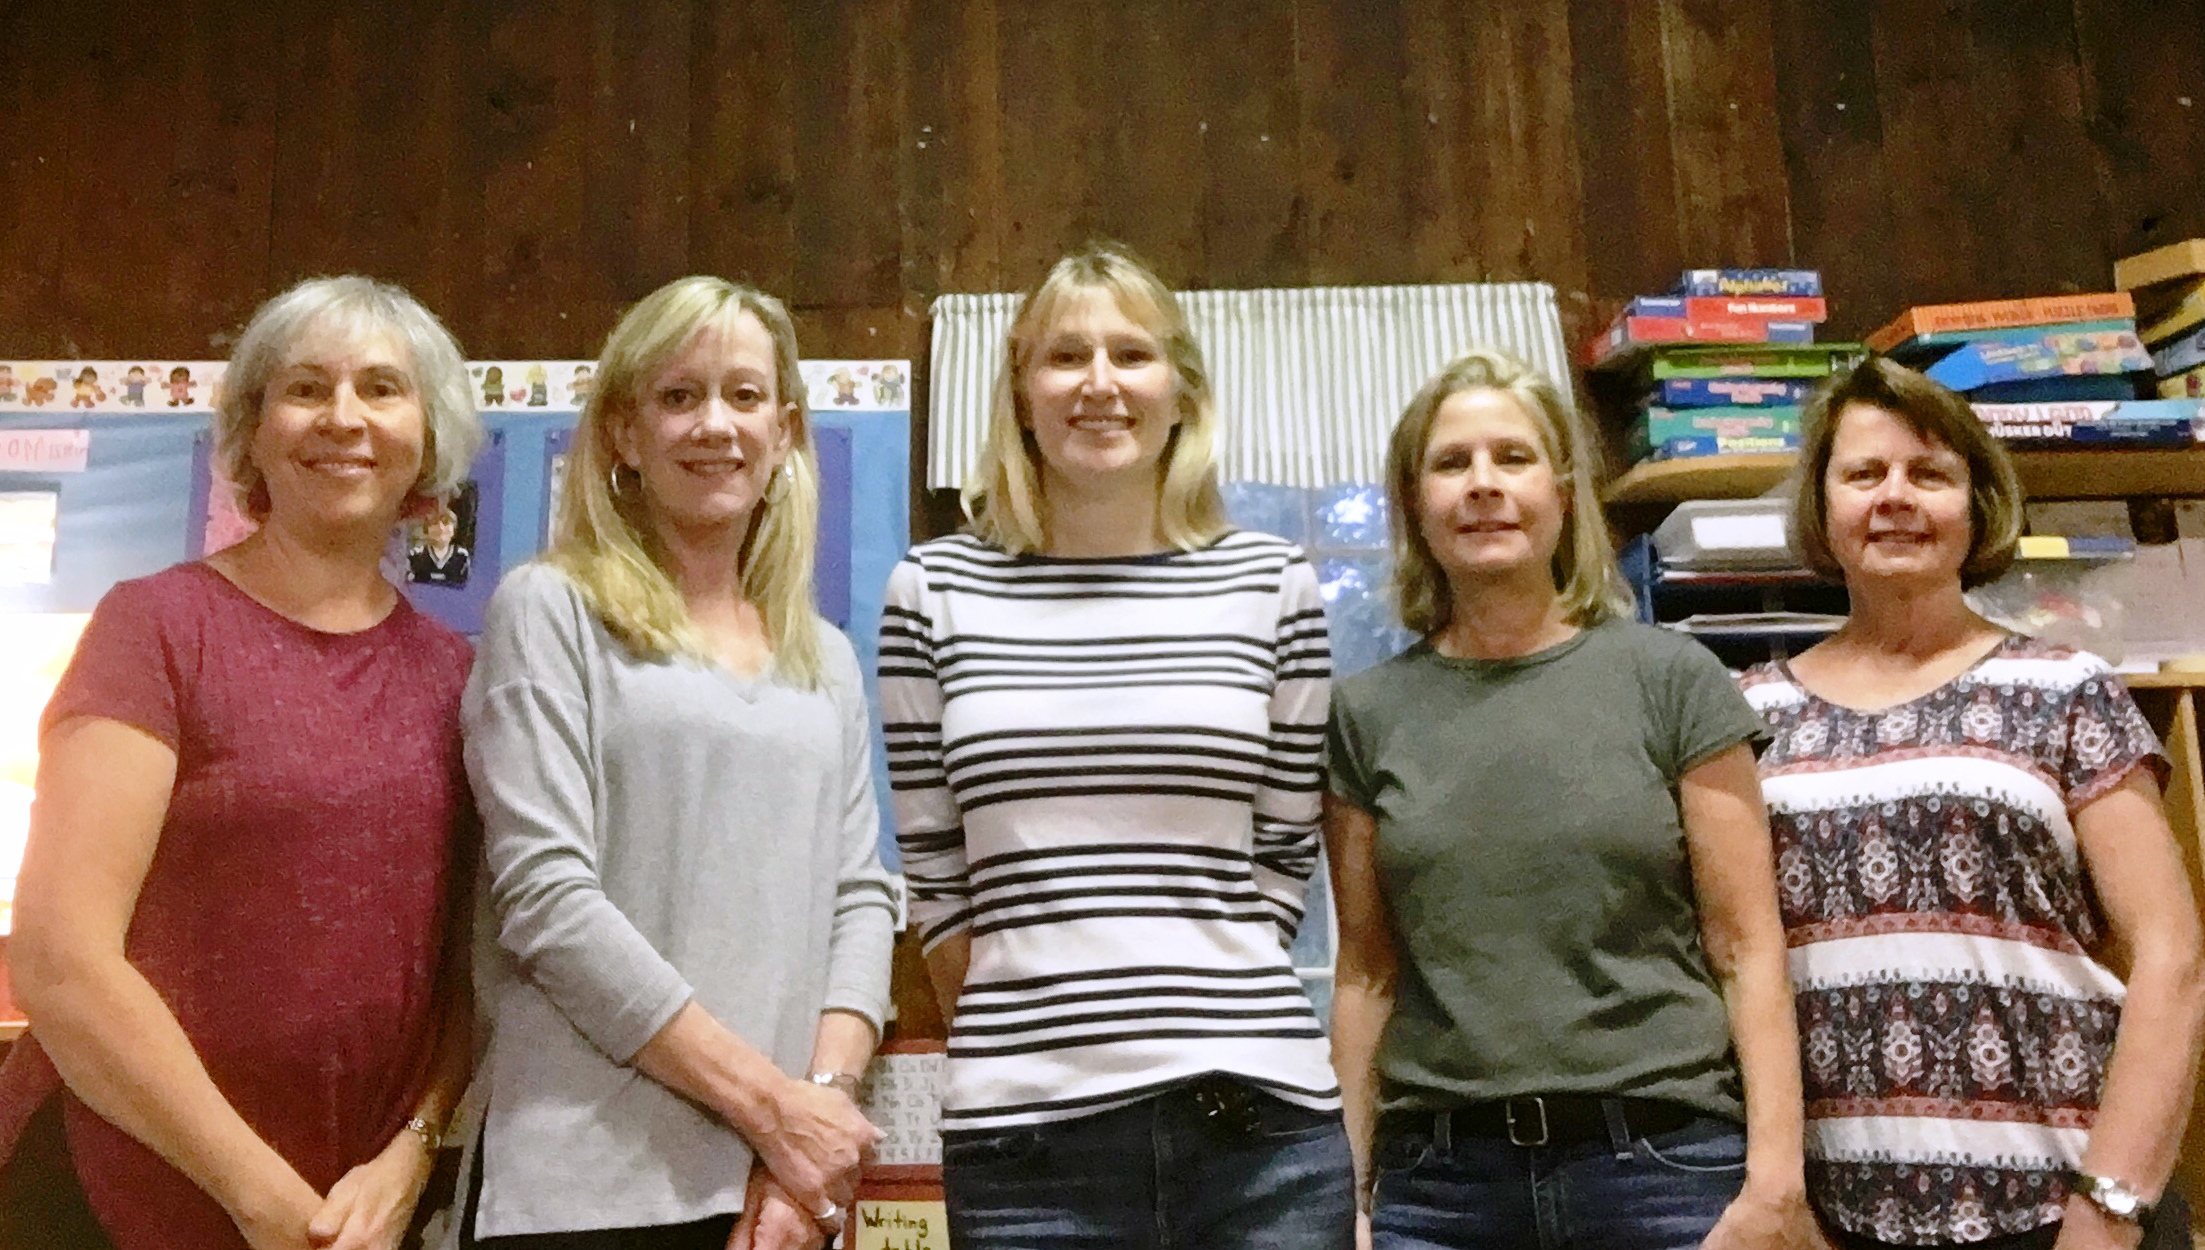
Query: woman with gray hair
0 276 485 1250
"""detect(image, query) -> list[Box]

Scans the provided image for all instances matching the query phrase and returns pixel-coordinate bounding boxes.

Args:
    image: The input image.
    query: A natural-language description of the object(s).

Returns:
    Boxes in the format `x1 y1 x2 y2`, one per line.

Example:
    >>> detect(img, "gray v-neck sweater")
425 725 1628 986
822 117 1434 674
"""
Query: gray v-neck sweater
460 563 895 1237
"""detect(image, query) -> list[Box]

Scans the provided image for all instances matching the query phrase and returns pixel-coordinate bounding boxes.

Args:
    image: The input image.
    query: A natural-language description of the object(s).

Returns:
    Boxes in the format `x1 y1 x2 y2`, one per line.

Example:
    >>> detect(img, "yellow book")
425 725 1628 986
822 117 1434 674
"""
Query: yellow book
2142 278 2205 343
2134 275 2205 330
2117 238 2205 290
2159 363 2205 399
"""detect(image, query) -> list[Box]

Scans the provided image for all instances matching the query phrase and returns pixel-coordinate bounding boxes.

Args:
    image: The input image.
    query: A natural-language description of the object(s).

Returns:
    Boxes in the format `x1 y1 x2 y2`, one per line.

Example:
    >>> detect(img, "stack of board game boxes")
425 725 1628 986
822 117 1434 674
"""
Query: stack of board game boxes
1865 290 2199 448
1584 269 1859 464
2115 238 2205 401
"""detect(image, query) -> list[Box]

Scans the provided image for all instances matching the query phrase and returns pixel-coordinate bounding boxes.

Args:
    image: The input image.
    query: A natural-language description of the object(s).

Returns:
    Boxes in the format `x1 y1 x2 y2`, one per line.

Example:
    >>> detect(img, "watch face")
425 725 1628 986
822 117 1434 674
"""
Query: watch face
2084 1174 2148 1222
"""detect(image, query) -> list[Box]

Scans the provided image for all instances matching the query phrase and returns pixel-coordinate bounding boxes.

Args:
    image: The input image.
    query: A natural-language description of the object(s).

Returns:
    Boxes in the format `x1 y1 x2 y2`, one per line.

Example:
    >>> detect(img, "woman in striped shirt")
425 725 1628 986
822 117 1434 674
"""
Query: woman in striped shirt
880 243 1354 1250
1740 357 2204 1249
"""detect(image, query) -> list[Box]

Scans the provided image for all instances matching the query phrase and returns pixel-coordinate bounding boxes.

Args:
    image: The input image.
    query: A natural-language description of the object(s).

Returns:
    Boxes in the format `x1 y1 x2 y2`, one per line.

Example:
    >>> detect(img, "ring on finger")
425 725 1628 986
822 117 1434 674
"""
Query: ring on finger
814 1201 842 1227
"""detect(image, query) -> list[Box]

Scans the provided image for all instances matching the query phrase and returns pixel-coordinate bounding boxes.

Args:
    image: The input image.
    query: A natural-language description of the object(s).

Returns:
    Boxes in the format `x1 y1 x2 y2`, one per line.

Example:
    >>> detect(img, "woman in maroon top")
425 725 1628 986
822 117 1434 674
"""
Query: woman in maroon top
0 276 485 1250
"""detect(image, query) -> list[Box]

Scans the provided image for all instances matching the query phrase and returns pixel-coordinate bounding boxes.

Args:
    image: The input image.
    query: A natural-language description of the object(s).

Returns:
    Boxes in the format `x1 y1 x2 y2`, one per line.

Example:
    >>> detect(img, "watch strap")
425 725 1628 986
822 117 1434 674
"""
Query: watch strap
2075 1171 2156 1225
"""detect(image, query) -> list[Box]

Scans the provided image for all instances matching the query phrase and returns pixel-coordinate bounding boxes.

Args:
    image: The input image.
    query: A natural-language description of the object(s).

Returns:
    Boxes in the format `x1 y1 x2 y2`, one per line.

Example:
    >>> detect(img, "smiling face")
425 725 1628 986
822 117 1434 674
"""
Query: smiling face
1415 386 1568 590
1821 400 1975 588
1020 286 1181 496
250 328 427 537
612 312 794 549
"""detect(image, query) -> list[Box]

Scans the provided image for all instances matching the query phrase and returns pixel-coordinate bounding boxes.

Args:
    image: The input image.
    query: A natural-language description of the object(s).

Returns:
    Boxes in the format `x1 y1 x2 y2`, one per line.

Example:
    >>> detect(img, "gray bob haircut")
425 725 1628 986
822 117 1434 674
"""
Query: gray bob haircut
215 276 483 517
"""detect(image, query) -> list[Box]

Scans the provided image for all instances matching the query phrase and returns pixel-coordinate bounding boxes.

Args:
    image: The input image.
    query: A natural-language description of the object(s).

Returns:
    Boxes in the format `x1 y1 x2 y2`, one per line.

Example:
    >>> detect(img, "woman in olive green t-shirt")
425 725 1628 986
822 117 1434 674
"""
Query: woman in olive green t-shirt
1324 348 1819 1250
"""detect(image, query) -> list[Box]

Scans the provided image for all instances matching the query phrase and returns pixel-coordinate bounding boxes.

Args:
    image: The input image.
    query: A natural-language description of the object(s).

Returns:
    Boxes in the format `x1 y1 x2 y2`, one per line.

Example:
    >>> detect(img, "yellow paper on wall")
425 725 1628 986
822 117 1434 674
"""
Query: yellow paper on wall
854 1199 947 1250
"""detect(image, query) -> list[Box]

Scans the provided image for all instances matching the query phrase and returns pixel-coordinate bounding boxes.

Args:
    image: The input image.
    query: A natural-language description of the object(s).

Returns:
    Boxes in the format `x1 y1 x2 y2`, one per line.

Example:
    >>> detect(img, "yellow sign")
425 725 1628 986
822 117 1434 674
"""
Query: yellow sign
853 1198 947 1250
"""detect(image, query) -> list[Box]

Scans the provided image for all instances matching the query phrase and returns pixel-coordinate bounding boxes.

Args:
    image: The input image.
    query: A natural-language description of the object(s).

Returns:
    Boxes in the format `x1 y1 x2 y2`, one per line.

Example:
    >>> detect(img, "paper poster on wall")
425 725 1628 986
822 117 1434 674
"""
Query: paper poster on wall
398 431 505 635
467 360 597 412
0 361 224 415
851 1199 946 1250
406 482 478 588
0 492 60 585
0 430 90 474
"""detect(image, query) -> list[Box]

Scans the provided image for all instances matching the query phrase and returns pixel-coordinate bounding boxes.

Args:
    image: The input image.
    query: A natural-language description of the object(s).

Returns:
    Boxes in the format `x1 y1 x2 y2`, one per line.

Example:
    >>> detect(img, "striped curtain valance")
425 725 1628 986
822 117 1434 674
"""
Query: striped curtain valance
925 282 1572 489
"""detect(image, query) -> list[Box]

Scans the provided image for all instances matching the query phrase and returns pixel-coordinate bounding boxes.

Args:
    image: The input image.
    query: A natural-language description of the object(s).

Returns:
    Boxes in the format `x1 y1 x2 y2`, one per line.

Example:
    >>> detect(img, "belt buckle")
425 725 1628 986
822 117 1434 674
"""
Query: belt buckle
1194 1078 1261 1142
1505 1096 1548 1147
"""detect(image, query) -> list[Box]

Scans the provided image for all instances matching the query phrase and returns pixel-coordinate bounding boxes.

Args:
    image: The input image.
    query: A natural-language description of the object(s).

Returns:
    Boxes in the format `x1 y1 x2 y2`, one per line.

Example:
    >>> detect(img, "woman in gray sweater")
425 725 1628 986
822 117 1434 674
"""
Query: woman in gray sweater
459 276 897 1250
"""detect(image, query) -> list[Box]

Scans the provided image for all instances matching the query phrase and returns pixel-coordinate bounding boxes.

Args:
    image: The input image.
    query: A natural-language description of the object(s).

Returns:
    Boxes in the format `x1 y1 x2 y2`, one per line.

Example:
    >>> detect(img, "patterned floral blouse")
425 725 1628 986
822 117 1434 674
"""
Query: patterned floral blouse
1740 636 2166 1245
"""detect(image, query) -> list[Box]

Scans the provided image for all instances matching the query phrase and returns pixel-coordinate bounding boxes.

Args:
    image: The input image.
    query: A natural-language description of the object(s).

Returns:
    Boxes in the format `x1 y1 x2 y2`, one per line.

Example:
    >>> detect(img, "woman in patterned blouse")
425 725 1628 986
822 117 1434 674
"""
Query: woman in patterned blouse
1738 356 2204 1250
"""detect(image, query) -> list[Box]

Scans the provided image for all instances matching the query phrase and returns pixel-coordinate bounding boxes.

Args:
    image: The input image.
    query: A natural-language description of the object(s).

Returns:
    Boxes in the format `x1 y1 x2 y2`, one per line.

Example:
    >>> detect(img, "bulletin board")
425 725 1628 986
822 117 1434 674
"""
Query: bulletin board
0 355 916 918
0 358 909 638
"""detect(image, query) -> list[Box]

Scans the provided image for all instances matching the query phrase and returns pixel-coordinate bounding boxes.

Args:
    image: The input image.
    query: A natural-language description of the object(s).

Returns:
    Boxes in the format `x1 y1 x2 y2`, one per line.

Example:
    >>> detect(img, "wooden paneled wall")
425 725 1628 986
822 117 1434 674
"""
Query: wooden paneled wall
3 0 2201 402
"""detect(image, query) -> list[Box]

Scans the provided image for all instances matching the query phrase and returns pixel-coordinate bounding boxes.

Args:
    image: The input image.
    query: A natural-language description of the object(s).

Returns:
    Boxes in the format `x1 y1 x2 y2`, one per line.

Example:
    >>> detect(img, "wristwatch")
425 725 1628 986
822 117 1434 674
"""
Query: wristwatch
808 1070 863 1099
2074 1172 2156 1225
401 1115 447 1152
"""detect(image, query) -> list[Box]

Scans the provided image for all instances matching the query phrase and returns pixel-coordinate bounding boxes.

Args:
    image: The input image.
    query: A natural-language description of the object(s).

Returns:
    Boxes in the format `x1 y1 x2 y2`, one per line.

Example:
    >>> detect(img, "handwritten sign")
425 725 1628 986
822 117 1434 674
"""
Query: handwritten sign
853 1199 946 1250
0 430 89 473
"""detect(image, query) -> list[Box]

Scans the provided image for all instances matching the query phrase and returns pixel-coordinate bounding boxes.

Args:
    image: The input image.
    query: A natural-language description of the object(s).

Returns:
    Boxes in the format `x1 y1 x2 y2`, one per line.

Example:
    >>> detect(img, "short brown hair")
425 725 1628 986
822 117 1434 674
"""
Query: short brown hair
1385 348 1633 634
1792 355 2022 589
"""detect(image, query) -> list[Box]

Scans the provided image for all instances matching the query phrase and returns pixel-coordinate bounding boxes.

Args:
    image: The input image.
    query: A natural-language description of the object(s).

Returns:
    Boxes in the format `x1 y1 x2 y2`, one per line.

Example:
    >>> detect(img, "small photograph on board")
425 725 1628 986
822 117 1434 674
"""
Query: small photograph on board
0 492 59 585
406 481 478 588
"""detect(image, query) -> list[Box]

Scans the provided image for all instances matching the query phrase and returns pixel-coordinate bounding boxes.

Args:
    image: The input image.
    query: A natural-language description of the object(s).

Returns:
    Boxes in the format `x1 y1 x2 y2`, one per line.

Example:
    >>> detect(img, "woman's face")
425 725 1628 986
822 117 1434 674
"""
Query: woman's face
1020 287 1181 493
252 328 427 536
1416 386 1568 588
1821 401 1974 587
613 312 794 546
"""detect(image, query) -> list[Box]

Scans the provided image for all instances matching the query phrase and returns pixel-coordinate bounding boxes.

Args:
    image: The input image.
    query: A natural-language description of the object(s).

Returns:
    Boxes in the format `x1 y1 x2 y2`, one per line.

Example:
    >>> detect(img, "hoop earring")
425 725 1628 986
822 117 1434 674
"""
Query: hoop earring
765 461 792 503
608 464 628 497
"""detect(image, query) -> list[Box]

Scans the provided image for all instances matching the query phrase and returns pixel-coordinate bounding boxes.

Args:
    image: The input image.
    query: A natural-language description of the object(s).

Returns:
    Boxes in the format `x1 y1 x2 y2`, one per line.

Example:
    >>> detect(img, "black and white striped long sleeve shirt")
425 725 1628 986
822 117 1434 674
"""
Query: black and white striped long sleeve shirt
879 530 1341 1131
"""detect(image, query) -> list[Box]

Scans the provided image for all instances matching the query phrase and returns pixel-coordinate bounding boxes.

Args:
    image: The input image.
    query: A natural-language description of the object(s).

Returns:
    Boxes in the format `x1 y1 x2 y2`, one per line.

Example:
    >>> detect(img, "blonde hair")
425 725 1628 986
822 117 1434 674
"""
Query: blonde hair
548 275 827 685
961 243 1228 555
217 275 483 519
1385 348 1633 634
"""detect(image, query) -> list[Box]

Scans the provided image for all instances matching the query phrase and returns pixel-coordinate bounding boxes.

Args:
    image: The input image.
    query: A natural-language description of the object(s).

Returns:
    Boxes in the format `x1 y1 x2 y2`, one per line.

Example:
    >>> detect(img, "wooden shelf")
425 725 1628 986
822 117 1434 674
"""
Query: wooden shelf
2125 670 2205 690
1603 447 2205 525
1605 453 1797 508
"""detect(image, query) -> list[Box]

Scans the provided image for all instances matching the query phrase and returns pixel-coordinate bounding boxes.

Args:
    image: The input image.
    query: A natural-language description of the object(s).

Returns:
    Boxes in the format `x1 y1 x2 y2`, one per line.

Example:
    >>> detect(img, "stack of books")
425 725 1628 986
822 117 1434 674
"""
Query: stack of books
1588 269 1856 464
2115 239 2205 399
1866 290 2196 448
1587 268 1827 368
1866 292 2150 402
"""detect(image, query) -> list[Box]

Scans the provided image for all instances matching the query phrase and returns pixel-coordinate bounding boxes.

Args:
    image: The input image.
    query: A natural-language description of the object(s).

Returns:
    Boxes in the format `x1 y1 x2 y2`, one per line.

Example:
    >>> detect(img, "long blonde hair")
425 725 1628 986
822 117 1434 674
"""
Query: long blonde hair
1385 348 1633 634
548 276 826 685
961 243 1228 555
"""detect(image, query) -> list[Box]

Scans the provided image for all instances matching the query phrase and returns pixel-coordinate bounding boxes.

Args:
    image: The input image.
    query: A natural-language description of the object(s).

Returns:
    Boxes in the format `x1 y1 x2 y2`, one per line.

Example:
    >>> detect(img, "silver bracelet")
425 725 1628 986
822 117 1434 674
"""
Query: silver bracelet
807 1070 862 1099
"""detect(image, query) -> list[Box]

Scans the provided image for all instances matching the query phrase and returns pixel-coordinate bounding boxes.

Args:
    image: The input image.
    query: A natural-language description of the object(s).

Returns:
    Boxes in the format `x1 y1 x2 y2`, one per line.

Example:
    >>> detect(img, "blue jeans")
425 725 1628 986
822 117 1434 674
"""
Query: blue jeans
1371 1110 1746 1250
942 1079 1357 1250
